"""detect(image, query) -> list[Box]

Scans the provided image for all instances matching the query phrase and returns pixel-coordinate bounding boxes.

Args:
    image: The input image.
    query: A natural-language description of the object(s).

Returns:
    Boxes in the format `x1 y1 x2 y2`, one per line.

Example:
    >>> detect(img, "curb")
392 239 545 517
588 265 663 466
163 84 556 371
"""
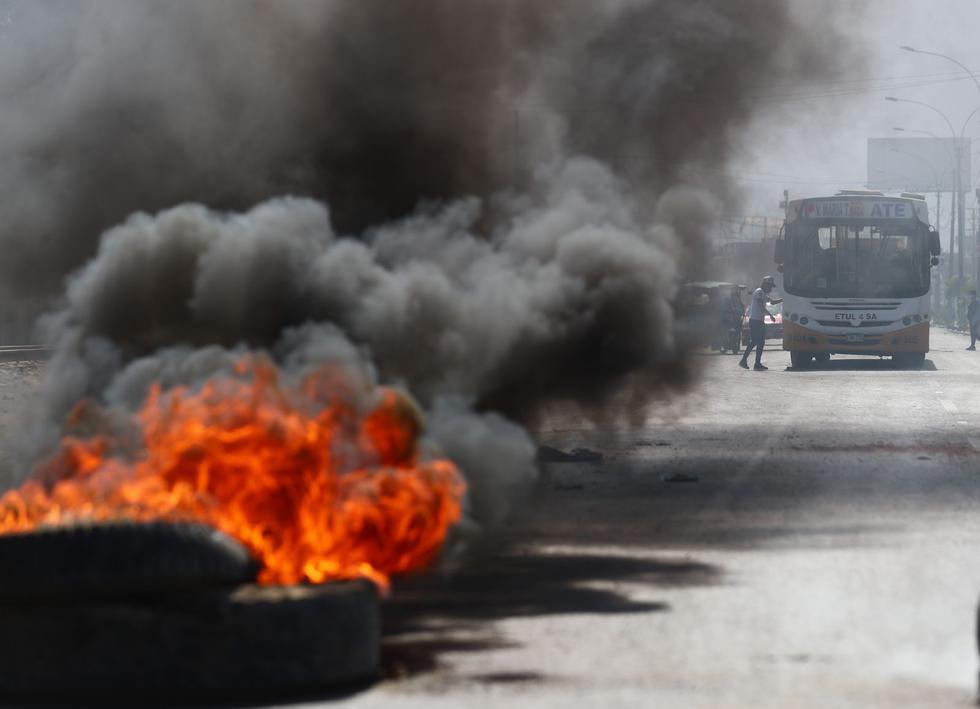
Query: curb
0 345 50 362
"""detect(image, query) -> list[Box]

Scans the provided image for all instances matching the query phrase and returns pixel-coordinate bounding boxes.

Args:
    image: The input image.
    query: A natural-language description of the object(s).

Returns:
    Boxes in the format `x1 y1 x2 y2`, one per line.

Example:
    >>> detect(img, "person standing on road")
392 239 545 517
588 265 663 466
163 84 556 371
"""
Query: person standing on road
739 276 782 371
967 290 980 351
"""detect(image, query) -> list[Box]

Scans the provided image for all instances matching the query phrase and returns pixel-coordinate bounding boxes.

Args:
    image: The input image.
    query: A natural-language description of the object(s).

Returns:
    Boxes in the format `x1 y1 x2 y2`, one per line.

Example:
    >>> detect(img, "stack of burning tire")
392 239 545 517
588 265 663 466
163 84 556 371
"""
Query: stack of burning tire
0 521 380 701
0 367 466 701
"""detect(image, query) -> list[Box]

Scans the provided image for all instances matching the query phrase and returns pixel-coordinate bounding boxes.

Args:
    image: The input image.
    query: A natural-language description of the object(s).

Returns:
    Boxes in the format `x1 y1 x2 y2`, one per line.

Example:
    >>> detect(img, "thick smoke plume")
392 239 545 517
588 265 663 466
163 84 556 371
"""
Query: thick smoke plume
1 1 850 527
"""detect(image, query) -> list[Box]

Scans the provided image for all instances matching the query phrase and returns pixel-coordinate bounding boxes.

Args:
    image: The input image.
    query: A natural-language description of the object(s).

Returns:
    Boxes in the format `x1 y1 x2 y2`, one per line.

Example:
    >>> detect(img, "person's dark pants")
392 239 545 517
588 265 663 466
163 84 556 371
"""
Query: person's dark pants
741 319 766 365
971 322 978 348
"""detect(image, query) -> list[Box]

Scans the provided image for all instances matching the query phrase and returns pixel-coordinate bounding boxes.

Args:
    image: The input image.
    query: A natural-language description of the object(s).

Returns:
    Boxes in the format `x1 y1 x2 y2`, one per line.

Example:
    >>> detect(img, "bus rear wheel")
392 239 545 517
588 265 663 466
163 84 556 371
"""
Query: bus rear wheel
790 352 813 369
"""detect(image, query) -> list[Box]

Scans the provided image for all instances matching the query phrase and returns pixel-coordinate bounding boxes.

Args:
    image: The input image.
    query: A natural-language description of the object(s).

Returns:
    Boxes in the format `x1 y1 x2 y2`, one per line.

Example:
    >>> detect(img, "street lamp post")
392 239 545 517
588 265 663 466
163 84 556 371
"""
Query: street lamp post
954 105 980 286
899 46 980 287
899 46 980 94
886 96 965 278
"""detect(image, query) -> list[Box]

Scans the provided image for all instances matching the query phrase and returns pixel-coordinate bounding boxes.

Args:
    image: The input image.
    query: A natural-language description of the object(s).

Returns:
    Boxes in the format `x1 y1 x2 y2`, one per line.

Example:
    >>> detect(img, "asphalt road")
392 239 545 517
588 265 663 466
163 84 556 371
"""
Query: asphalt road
312 328 980 709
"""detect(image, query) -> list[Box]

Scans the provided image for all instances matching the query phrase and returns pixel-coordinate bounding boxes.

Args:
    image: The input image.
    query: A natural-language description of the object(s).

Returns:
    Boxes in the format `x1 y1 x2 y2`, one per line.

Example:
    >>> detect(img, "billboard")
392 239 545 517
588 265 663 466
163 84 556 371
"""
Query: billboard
867 137 971 193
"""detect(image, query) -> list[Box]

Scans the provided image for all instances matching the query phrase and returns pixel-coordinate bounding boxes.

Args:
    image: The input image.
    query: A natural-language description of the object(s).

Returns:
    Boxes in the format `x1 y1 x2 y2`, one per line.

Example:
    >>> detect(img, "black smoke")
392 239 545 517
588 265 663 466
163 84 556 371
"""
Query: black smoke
0 1 854 523
0 1 844 293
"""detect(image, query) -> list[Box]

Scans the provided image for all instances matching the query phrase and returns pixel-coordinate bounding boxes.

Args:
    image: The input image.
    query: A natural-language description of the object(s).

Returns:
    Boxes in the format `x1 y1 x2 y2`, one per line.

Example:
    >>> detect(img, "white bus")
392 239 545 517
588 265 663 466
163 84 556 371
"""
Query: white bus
775 190 941 369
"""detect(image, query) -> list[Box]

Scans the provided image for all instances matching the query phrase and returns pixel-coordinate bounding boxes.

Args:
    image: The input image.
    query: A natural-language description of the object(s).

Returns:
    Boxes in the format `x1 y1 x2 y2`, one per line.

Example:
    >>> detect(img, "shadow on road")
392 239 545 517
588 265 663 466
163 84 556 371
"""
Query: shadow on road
786 358 937 372
389 550 719 622
524 501 901 554
524 451 928 555
380 545 722 678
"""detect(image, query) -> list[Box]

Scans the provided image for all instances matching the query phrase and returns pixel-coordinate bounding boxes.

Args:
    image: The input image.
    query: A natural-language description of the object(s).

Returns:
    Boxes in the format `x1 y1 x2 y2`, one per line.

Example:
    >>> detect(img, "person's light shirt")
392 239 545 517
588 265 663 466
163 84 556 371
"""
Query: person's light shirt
748 287 770 321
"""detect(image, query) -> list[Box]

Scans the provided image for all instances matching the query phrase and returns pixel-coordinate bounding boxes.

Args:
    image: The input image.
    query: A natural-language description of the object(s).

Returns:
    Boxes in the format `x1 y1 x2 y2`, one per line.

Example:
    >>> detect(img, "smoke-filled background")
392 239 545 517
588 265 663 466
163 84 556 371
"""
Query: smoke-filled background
0 0 851 526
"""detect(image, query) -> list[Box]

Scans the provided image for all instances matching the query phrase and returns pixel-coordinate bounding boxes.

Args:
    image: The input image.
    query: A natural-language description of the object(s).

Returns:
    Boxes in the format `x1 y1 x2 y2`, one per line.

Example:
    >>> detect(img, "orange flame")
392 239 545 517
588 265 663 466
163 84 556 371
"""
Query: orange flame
0 357 465 590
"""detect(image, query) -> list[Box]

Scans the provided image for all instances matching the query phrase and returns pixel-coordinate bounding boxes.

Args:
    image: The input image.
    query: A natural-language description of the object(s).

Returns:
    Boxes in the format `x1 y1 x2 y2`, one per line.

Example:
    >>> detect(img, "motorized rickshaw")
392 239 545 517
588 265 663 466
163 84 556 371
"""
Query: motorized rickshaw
675 281 745 353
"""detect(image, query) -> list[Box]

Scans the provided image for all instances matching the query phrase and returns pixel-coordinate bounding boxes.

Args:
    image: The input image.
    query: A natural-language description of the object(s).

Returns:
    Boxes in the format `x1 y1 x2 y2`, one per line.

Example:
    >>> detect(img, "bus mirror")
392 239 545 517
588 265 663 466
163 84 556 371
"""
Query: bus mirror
928 230 941 256
931 256 940 267
773 239 785 264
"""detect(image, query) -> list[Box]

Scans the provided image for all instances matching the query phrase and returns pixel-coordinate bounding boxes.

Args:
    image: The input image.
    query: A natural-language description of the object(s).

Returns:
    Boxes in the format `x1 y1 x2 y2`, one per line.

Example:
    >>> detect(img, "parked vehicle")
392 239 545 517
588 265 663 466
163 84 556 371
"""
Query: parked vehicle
675 281 745 352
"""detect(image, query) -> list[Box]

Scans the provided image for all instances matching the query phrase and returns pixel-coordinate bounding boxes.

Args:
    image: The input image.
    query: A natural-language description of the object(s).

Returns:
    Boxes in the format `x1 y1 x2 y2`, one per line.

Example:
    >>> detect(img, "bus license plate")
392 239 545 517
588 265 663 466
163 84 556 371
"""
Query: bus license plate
846 333 864 343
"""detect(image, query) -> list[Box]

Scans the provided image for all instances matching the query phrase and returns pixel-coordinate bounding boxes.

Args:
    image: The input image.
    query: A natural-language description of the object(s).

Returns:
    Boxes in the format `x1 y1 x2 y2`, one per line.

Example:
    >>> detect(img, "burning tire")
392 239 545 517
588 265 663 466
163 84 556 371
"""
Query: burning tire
0 522 382 699
0 581 380 700
0 521 258 601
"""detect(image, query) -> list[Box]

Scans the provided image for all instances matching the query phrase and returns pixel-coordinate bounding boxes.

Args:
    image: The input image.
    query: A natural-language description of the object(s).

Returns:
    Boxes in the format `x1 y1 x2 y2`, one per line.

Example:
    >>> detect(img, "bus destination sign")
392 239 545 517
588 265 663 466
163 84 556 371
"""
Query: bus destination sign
802 201 912 219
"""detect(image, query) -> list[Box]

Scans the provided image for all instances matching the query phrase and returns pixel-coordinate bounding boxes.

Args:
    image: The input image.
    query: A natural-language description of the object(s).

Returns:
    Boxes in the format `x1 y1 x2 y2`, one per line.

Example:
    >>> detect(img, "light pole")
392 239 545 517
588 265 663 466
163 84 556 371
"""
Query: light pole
899 46 980 285
886 96 965 278
899 46 980 95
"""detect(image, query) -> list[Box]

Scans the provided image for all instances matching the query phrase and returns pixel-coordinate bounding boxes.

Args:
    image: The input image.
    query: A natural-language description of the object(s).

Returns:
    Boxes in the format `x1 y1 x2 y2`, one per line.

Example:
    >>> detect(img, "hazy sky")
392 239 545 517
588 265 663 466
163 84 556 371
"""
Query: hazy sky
737 0 980 222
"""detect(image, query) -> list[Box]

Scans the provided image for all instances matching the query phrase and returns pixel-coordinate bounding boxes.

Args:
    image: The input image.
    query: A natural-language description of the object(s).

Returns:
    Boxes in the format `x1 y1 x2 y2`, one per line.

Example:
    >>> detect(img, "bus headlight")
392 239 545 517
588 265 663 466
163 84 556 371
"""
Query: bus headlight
903 316 912 326
800 316 809 325
790 313 799 322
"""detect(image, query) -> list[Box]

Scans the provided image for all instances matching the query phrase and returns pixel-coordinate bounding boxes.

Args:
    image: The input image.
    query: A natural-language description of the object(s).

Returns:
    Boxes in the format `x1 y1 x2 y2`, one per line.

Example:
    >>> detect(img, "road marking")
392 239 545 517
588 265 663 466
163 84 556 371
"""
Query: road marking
941 400 960 414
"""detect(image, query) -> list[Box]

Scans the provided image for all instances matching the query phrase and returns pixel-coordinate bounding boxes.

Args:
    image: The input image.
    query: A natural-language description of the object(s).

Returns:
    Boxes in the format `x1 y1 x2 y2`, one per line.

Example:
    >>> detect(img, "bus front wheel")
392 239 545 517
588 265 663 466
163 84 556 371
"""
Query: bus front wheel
790 352 813 369
894 353 925 369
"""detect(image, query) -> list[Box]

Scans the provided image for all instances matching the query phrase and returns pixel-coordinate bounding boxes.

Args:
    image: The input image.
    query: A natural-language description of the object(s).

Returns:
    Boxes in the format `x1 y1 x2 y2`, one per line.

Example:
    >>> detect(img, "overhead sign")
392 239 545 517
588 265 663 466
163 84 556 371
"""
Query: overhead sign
867 137 971 193
802 200 914 219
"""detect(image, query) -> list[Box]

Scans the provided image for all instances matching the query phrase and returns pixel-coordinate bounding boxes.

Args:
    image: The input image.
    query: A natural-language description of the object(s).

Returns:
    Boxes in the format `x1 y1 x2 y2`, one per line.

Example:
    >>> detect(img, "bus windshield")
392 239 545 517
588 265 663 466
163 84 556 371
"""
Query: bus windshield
783 221 930 299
